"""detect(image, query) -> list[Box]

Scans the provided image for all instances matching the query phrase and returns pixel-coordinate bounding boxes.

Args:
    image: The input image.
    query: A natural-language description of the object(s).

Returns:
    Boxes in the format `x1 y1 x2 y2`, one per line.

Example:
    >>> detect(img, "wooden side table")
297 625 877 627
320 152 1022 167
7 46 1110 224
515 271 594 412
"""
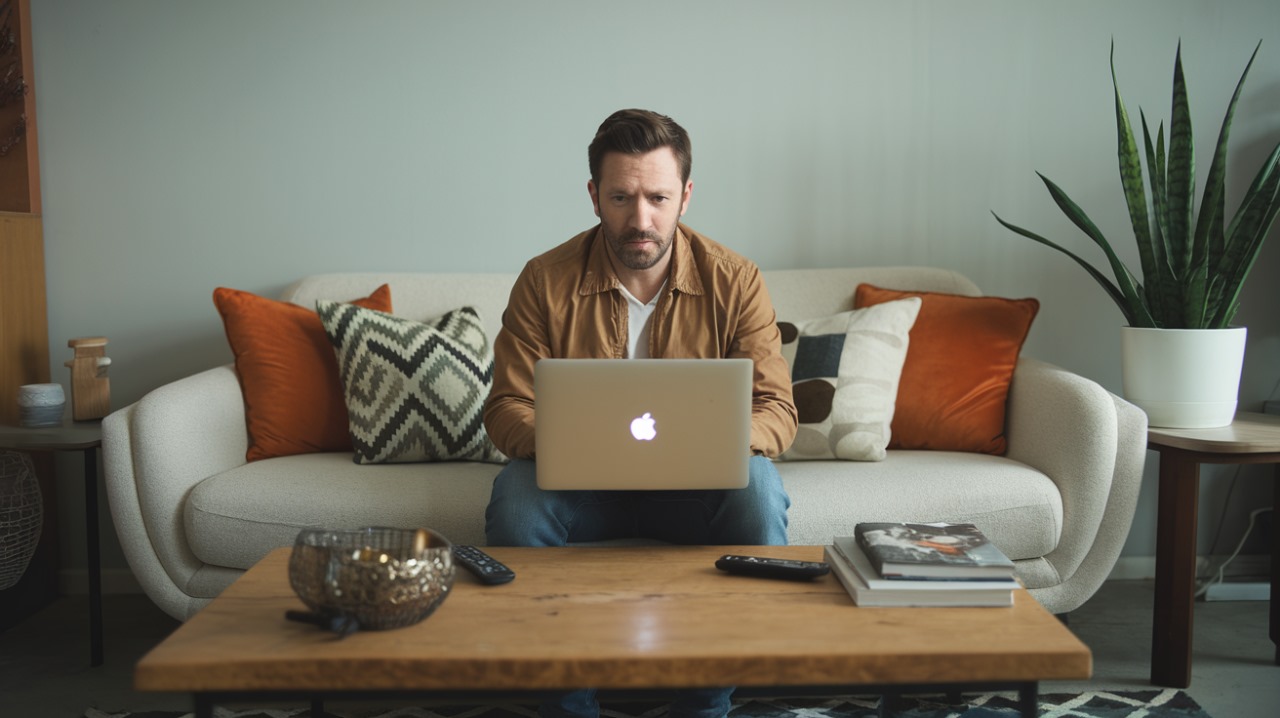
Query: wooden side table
0 419 105 667
1147 411 1280 687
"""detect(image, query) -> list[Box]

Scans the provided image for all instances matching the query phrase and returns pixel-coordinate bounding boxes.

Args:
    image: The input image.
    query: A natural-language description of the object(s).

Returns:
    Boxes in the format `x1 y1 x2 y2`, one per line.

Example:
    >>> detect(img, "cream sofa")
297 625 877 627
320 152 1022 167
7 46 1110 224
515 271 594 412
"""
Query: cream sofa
103 267 1147 621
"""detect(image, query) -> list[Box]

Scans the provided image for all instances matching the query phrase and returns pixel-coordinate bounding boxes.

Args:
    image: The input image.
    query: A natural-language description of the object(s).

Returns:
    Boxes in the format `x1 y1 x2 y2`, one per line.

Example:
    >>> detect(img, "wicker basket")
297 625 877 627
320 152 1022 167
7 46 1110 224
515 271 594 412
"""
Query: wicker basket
0 451 43 591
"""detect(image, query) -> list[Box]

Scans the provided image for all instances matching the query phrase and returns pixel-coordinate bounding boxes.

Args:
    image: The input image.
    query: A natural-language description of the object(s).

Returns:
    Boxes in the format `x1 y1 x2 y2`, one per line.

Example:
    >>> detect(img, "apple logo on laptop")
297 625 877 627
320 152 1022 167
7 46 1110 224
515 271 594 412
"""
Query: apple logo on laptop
630 412 657 441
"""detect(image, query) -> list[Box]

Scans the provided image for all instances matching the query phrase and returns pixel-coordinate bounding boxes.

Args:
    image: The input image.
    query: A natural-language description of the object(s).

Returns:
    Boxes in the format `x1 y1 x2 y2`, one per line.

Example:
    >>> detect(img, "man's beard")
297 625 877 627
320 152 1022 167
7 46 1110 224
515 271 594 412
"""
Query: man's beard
603 225 674 271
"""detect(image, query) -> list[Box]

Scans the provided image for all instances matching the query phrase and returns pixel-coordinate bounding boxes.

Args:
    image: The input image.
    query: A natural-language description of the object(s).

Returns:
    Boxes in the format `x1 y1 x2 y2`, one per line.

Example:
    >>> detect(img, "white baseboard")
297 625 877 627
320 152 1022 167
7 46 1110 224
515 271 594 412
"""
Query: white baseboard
1107 556 1158 580
59 568 143 595
1204 581 1270 601
1107 554 1271 582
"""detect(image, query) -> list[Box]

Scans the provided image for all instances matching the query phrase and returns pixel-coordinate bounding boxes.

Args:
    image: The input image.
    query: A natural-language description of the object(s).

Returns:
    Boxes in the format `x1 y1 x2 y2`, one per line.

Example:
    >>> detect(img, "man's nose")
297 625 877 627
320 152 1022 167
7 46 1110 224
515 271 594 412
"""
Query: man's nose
627 199 653 230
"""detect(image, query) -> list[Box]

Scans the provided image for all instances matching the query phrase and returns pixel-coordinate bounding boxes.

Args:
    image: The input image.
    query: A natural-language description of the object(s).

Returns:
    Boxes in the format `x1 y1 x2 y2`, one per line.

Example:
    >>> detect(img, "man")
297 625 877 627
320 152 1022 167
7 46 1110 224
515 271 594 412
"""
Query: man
483 109 797 718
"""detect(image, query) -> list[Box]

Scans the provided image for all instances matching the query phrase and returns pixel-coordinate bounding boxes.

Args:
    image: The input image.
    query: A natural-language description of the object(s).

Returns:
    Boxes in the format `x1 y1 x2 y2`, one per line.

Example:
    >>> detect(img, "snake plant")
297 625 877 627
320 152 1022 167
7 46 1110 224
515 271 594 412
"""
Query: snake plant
993 41 1280 329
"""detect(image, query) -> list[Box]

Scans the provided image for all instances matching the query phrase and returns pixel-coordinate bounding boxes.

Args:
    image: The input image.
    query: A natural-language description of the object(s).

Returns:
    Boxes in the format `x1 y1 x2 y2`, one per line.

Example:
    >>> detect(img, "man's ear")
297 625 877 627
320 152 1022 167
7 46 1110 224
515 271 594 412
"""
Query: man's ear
679 179 693 217
587 180 601 218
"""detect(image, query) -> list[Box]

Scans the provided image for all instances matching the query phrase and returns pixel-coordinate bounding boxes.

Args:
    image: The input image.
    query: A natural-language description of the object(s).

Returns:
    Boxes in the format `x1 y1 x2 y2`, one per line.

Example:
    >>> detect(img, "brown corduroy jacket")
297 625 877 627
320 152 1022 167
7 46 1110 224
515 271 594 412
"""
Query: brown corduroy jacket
483 223 798 460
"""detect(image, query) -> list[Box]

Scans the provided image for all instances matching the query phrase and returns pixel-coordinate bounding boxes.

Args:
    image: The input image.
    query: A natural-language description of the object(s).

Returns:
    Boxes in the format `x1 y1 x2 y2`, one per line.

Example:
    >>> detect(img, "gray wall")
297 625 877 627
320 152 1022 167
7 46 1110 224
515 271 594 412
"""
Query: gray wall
28 1 1280 588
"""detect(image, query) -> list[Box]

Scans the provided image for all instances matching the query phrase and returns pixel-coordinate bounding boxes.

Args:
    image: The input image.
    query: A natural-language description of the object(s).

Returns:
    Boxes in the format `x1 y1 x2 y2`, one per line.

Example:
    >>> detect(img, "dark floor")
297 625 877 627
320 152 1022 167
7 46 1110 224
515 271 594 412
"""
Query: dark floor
0 581 1276 717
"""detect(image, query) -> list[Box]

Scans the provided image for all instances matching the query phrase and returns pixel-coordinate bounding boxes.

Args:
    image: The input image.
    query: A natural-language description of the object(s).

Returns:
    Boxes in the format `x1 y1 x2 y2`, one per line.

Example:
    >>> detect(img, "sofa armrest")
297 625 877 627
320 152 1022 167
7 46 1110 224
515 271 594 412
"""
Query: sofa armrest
1003 357 1147 613
103 364 249 619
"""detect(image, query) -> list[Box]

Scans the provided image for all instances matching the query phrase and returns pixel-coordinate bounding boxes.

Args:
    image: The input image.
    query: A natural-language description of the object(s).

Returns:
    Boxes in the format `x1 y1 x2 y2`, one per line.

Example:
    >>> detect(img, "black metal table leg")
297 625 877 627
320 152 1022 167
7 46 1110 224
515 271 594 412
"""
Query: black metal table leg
84 446 103 667
1016 682 1038 717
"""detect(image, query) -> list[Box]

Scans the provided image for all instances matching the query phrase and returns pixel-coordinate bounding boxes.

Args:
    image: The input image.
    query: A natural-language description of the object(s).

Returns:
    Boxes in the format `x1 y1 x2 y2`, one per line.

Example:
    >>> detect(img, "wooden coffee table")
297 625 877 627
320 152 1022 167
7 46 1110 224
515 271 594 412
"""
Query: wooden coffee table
135 545 1090 717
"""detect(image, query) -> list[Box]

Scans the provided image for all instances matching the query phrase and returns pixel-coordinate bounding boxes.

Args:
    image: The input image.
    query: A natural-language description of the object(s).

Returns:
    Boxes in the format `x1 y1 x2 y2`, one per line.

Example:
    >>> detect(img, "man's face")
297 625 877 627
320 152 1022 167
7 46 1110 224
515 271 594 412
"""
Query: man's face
588 147 692 272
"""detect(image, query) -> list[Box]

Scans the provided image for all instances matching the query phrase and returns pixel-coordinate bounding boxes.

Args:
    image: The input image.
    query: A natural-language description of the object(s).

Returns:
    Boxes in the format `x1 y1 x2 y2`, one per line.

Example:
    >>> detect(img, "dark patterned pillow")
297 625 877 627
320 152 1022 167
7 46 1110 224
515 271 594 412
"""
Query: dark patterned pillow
315 300 506 464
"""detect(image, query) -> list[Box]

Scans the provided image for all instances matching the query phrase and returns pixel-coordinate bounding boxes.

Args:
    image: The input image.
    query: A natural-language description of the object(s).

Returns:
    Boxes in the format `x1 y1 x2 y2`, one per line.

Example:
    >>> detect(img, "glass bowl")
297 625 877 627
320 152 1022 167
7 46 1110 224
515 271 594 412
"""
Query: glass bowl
288 526 454 631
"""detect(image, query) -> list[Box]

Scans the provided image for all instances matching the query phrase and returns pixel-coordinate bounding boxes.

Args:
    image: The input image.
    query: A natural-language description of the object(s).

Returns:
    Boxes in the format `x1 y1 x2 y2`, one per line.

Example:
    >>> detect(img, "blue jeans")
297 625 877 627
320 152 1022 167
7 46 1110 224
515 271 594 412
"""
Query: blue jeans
485 456 790 547
485 456 790 718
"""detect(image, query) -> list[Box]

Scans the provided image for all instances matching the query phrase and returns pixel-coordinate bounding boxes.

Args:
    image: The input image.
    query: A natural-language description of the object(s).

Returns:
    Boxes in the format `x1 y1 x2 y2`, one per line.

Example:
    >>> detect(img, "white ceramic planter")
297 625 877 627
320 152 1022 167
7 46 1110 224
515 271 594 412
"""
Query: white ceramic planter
1120 326 1247 428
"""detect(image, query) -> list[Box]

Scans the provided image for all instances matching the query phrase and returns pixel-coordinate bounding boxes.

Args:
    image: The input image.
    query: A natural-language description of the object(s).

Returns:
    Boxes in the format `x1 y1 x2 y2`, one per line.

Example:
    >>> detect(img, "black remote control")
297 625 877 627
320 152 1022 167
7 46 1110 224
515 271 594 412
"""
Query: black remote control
452 545 516 585
715 554 830 581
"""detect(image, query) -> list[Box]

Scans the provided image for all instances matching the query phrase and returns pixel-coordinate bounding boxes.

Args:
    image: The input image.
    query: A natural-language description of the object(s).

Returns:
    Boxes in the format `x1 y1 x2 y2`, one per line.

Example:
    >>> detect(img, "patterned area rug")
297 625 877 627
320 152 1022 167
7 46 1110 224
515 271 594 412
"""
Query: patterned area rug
84 689 1212 718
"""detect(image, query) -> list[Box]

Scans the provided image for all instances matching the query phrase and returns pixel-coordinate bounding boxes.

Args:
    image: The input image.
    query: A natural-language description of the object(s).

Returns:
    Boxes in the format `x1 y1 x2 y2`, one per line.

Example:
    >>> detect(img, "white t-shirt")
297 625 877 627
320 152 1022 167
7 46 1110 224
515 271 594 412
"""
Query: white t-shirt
617 281 666 359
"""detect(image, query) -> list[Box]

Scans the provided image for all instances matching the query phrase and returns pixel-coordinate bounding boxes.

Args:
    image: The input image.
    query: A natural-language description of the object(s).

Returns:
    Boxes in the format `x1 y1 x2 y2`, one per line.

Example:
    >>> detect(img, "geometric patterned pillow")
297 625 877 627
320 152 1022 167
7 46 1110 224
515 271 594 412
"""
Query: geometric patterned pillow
315 300 506 465
776 297 921 462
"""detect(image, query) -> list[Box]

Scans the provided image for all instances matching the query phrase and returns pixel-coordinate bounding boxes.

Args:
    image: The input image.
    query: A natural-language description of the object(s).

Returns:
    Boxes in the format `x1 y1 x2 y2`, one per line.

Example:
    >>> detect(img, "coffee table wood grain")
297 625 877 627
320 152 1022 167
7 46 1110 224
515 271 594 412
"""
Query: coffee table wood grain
136 545 1089 710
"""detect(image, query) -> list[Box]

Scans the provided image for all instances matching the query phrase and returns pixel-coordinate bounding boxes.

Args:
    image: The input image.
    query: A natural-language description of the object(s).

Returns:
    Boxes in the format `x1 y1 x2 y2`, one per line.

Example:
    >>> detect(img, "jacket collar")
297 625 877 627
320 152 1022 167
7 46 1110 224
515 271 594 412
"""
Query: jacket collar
580 224 706 297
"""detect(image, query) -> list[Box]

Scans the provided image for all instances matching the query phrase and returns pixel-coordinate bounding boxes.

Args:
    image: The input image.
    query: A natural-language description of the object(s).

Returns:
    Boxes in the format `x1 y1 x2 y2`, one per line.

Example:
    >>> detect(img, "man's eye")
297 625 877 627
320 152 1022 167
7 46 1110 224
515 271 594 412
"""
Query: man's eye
652 196 668 203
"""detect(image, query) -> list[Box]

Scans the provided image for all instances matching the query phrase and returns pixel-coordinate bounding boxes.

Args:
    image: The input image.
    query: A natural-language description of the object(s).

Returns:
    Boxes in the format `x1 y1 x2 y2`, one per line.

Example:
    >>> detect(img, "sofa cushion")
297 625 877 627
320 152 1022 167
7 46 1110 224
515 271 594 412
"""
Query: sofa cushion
778 298 921 462
184 450 1061 580
315 301 504 464
185 453 500 570
776 450 1062 563
855 284 1039 455
213 284 392 462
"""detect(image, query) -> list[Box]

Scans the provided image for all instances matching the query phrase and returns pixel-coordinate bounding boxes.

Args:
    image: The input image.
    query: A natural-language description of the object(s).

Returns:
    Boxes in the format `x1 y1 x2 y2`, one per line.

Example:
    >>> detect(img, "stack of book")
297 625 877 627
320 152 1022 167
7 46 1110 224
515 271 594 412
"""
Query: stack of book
824 522 1019 607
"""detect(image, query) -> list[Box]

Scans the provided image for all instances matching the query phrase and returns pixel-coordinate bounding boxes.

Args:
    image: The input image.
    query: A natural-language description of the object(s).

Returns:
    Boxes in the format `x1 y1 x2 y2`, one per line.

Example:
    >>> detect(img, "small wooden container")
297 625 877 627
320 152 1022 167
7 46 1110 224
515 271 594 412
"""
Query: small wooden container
64 337 111 421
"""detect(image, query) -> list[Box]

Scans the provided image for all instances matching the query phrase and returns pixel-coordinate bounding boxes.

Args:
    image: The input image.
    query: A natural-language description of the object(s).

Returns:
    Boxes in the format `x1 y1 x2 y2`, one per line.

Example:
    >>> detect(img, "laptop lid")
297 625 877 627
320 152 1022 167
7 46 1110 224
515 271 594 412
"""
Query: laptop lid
534 358 753 490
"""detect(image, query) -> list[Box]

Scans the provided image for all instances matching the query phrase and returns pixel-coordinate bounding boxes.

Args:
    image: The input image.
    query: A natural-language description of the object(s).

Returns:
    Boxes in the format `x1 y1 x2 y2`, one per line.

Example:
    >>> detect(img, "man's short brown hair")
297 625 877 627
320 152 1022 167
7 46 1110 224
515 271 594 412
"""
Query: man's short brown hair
588 109 692 185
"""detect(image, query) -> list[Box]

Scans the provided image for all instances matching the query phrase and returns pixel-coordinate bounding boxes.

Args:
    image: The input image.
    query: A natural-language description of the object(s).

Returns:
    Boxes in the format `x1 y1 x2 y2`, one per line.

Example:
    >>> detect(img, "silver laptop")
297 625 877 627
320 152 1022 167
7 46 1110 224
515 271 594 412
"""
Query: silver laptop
534 358 753 490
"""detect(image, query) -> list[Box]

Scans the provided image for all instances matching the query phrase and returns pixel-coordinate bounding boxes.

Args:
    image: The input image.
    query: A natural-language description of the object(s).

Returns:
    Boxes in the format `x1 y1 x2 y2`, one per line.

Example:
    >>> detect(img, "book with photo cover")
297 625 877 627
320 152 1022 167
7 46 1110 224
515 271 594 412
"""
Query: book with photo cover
823 545 1015 607
831 536 1020 592
852 522 1016 580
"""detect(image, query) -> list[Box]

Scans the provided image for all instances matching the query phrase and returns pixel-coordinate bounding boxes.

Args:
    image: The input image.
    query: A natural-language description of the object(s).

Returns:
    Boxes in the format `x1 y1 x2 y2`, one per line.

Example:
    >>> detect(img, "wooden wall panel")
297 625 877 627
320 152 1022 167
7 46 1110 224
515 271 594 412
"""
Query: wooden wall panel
0 0 38 214
0 0 55 624
0 211 48 425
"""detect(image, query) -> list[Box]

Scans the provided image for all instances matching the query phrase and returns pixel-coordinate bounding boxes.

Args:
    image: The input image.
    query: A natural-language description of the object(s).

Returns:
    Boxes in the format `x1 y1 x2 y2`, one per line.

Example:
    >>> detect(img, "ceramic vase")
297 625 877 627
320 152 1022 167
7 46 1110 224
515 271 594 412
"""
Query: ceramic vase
17 383 66 428
1120 326 1247 429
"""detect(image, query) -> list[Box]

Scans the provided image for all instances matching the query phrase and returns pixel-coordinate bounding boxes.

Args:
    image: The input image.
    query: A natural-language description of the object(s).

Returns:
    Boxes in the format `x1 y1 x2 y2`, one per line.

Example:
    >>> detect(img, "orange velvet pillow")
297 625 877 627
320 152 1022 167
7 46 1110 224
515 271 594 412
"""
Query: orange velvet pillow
853 284 1039 455
213 284 392 462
